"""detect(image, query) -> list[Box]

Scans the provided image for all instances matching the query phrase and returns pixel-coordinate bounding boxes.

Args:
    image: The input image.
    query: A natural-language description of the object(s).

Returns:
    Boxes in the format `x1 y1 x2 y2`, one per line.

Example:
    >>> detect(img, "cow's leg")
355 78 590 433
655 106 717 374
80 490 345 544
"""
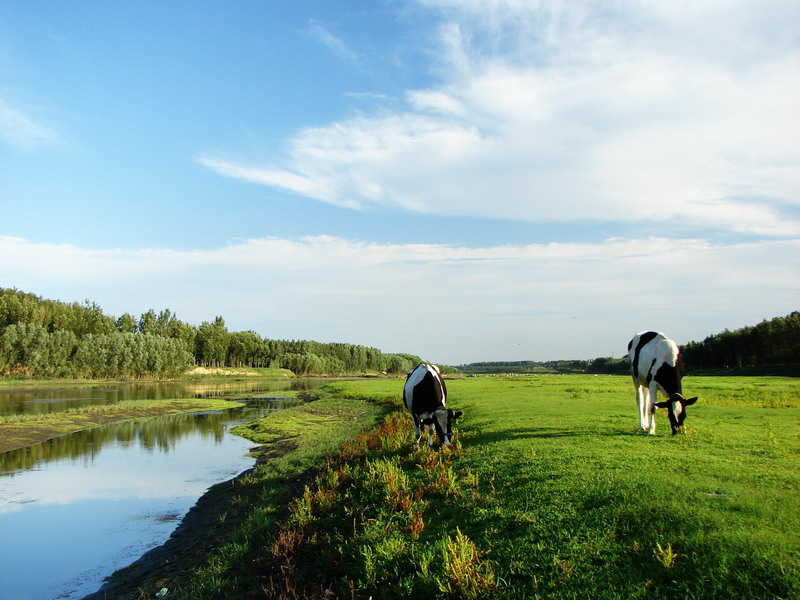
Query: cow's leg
647 382 660 435
413 418 424 445
634 382 649 431
426 422 435 447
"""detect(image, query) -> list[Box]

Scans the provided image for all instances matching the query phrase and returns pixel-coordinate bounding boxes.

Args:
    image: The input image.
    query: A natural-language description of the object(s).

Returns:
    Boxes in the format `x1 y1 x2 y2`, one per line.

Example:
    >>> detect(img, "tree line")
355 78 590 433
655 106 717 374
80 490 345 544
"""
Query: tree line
0 288 422 379
458 312 799 375
458 360 595 375
681 312 799 371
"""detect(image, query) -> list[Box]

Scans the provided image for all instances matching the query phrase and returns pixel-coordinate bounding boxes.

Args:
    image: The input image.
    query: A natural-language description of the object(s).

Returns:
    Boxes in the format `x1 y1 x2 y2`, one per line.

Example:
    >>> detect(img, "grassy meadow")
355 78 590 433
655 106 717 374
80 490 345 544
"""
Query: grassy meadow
116 374 798 600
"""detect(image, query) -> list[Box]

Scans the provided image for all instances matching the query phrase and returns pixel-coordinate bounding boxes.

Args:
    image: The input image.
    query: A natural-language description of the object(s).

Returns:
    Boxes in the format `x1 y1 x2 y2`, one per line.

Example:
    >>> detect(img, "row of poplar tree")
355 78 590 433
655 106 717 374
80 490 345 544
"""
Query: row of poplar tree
0 288 422 379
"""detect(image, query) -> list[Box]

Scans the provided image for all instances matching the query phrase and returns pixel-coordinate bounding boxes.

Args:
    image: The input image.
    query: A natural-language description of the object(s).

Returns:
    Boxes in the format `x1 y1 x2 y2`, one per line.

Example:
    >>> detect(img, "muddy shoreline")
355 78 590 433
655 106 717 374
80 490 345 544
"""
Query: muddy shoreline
82 440 300 600
83 469 253 600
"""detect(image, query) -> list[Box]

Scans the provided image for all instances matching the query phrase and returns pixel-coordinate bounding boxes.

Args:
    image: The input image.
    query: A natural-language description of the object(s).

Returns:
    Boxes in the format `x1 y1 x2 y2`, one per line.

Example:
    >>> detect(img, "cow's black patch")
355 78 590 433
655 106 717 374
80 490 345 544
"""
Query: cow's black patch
410 370 446 415
654 362 682 397
632 331 659 378
645 358 657 384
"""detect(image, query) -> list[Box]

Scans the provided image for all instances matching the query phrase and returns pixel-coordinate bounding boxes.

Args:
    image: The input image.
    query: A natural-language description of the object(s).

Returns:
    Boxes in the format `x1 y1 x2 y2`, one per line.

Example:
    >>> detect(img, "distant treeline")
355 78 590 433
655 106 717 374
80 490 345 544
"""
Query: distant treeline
458 360 599 375
0 288 423 379
458 312 800 375
459 358 630 375
681 312 799 371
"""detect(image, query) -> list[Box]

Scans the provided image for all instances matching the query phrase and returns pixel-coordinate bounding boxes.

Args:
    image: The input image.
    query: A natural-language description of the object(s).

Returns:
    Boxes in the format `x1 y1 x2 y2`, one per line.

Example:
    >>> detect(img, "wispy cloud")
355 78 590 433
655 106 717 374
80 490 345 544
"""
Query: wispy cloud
2 234 797 363
0 99 58 149
306 20 358 61
201 0 800 236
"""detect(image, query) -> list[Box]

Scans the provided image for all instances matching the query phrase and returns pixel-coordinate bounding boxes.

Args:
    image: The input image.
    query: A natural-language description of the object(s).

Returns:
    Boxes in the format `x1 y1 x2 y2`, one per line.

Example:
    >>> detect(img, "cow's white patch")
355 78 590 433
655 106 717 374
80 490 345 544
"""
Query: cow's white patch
671 401 683 420
433 409 452 447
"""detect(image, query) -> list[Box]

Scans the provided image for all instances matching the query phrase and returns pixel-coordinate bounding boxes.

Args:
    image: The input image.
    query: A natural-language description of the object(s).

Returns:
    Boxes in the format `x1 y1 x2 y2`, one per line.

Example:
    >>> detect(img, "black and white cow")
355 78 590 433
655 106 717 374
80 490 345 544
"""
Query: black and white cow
628 331 698 435
403 363 462 448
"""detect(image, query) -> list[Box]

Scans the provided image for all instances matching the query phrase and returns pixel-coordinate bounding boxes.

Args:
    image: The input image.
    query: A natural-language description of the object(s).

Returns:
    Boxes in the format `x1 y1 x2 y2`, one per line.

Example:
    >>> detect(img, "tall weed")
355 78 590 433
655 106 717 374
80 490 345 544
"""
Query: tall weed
260 409 493 599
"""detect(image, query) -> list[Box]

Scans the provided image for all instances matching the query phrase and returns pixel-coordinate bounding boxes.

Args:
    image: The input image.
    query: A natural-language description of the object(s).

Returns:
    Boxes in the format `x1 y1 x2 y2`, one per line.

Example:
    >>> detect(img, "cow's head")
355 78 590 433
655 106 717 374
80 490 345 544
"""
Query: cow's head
654 394 698 434
422 408 463 447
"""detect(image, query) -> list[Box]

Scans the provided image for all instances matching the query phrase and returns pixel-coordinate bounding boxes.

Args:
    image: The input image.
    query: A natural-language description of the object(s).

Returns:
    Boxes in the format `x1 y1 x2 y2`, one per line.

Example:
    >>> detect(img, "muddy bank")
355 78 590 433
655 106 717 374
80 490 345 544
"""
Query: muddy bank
82 438 300 600
81 393 392 599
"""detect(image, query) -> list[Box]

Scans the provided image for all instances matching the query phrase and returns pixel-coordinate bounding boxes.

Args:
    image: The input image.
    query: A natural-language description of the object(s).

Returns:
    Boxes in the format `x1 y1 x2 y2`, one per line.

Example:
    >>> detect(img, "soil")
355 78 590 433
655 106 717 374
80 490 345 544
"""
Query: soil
185 367 263 377
82 439 301 600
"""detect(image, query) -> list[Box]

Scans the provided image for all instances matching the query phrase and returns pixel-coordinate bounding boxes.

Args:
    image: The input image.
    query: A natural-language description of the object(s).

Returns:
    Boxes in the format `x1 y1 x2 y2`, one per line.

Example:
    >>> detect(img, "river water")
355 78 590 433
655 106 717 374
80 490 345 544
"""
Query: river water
0 379 326 600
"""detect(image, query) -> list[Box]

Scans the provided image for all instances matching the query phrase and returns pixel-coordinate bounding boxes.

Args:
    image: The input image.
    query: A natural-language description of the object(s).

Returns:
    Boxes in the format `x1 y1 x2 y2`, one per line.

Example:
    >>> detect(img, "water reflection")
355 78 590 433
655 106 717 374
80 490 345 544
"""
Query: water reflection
0 381 319 600
0 378 326 416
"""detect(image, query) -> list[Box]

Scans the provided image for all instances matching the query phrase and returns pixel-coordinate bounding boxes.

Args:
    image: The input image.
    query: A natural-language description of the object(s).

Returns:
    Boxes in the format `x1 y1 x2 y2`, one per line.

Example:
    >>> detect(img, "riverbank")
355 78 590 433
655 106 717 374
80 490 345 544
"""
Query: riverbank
0 368 298 453
0 366 296 388
86 387 395 599
0 398 246 453
90 375 799 600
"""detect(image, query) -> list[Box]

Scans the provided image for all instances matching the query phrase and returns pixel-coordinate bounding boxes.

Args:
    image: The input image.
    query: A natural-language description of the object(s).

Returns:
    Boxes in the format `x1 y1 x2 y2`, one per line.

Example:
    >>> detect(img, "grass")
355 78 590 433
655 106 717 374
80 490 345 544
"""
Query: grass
0 398 245 452
105 375 800 599
101 391 395 600
445 375 800 599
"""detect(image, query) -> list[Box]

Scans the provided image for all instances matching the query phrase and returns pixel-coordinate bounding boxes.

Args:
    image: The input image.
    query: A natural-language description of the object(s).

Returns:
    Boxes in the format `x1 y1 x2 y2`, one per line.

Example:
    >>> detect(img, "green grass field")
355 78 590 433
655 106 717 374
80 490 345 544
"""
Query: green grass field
134 374 799 599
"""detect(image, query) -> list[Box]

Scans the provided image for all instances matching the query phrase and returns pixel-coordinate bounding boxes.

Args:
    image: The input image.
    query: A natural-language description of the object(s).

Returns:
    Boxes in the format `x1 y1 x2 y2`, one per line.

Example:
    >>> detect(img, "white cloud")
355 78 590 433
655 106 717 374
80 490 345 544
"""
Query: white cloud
201 0 800 236
2 234 797 364
0 99 58 149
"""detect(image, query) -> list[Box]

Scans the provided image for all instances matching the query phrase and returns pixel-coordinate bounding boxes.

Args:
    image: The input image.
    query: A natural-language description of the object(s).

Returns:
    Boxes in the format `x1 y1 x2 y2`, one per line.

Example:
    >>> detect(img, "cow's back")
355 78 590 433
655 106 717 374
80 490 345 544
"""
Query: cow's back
404 364 446 414
628 331 682 393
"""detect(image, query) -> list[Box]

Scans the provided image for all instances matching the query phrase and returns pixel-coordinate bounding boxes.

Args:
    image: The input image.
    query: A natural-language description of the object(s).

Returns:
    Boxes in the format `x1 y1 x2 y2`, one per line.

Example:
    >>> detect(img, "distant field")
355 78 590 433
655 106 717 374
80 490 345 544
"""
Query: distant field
129 374 799 599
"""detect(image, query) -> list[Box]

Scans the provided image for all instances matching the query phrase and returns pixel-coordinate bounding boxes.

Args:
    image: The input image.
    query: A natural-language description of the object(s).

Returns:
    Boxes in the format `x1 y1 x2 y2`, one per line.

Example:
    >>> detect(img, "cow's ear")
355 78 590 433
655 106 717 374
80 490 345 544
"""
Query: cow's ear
653 401 670 408
452 411 463 420
683 397 698 406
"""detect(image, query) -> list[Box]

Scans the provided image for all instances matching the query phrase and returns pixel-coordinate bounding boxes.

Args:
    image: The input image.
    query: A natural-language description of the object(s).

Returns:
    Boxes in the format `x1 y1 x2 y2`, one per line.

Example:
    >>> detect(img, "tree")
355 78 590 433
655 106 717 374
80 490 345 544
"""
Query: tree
116 313 137 333
227 331 262 367
195 317 229 367
137 309 157 335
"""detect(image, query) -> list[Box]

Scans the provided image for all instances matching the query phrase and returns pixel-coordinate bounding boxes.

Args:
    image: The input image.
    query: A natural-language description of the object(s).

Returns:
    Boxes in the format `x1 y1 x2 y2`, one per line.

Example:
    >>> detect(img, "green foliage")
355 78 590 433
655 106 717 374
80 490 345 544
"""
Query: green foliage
459 360 590 374
683 312 800 370
460 312 800 375
0 325 193 378
0 397 242 454
106 375 799 599
0 288 423 379
0 288 115 335
196 316 230 367
220 376 799 599
239 411 496 599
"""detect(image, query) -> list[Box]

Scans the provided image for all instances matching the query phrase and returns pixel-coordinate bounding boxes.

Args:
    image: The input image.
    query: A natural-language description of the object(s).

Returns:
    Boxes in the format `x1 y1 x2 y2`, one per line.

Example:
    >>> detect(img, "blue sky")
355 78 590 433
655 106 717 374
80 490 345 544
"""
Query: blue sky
1 0 798 365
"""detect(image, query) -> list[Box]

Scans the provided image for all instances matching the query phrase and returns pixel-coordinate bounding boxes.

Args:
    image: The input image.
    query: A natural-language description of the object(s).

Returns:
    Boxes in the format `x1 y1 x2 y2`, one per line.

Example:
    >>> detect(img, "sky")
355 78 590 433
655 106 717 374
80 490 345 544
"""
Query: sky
1 0 798 365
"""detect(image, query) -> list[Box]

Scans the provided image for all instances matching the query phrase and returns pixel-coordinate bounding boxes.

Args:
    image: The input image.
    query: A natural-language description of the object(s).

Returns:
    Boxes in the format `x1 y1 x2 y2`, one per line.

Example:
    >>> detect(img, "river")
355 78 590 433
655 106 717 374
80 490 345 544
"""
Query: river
0 379 326 600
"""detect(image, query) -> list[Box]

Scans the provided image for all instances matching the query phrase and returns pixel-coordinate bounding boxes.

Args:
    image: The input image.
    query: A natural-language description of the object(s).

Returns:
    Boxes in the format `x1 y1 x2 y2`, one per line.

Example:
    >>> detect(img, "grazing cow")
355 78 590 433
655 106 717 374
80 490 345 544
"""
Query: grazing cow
628 332 698 435
403 363 462 447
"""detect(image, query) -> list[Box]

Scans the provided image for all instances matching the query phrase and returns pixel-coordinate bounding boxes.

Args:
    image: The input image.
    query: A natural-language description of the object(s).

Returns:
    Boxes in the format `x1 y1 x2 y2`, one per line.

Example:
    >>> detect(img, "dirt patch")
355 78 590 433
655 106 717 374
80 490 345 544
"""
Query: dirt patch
185 366 263 377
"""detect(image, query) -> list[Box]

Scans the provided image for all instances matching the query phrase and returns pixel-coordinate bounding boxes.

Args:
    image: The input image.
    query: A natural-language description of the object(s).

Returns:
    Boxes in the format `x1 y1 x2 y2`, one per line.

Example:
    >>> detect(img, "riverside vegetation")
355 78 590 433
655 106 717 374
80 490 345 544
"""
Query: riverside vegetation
3 288 797 380
107 374 799 600
0 288 426 378
0 396 245 453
